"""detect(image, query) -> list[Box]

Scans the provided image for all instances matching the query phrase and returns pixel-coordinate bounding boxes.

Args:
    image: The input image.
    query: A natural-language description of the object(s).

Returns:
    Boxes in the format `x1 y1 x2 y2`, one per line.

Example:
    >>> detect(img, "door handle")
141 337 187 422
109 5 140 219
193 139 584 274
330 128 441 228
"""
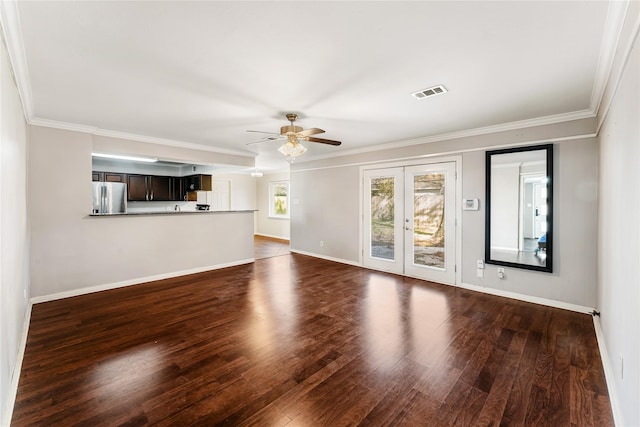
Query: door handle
101 185 106 214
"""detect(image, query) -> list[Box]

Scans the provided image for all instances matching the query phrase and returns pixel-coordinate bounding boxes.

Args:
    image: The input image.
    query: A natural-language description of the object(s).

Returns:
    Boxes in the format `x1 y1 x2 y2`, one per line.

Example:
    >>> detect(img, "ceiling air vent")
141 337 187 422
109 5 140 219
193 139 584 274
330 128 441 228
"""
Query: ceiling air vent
411 84 447 100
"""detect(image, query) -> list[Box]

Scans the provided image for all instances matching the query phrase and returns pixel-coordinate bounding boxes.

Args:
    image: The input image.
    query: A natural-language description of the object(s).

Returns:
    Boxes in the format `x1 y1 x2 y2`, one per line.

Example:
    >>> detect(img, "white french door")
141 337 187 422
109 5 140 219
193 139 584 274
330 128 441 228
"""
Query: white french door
363 168 404 273
363 162 456 284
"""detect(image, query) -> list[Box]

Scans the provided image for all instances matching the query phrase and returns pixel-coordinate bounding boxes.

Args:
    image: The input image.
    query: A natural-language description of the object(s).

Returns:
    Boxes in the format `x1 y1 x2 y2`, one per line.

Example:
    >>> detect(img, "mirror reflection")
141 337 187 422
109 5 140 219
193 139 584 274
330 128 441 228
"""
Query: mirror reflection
485 144 553 272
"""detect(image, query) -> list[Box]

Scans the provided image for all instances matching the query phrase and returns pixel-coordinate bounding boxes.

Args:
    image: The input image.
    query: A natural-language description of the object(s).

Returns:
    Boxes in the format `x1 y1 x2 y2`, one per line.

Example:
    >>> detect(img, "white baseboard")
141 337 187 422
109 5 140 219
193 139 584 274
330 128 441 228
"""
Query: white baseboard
592 316 623 427
254 232 290 241
290 250 595 315
456 281 594 314
3 302 32 427
30 259 255 304
289 249 361 267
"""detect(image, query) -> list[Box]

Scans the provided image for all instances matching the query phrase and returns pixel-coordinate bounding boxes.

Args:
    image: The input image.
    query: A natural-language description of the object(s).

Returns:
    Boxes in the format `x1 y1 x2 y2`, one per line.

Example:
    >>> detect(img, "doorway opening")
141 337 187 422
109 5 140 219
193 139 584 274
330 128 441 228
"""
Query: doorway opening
254 235 290 260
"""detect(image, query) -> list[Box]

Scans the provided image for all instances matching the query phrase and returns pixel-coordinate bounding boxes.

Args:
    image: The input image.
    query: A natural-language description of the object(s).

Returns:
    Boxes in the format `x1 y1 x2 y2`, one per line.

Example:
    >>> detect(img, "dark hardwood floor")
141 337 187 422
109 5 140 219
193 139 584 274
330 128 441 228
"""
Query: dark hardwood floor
12 254 613 426
254 235 290 259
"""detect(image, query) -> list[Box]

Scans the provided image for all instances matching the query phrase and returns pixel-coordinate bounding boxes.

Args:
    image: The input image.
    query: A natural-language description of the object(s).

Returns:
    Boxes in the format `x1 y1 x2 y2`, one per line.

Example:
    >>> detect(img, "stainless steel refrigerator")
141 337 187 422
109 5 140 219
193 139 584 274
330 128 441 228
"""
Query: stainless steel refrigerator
92 182 127 214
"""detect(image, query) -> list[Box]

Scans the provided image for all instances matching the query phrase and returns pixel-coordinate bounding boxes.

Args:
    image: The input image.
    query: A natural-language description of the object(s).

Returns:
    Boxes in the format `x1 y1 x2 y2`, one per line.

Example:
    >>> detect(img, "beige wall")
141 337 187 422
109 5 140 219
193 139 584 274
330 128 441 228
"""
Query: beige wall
28 126 254 299
213 172 257 211
291 166 357 259
459 139 598 305
0 35 29 425
596 9 640 425
290 120 599 308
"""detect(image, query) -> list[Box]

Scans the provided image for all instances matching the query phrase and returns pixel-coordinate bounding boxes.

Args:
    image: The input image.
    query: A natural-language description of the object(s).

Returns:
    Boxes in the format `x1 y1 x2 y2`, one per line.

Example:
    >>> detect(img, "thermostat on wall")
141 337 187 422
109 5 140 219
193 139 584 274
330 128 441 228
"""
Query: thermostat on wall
463 198 479 211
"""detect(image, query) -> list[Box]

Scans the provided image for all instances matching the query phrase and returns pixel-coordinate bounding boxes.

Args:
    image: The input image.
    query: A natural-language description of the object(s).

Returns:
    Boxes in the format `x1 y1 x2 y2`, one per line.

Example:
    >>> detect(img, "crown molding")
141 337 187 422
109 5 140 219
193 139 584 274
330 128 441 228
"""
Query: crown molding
1 0 626 163
0 0 34 121
298 108 595 164
291 134 593 174
596 1 640 133
590 0 631 115
29 117 256 158
29 117 97 134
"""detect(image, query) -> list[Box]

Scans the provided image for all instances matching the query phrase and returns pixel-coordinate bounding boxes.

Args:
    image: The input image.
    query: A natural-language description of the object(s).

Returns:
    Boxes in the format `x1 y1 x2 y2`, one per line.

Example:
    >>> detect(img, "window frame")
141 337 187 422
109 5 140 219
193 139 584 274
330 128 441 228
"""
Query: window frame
269 180 290 219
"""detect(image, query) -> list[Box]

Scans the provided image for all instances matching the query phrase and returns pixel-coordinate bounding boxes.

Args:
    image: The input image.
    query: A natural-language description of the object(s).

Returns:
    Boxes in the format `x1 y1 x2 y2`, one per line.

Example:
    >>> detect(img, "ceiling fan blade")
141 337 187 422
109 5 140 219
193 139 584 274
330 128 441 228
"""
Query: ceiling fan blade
306 136 342 146
245 135 285 145
246 130 280 135
297 127 325 137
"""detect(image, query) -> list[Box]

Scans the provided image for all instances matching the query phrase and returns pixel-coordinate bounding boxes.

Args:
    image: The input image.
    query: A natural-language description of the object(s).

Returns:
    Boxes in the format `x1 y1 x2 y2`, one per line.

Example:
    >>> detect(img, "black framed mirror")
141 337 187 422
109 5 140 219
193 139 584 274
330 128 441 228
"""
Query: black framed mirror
485 144 553 272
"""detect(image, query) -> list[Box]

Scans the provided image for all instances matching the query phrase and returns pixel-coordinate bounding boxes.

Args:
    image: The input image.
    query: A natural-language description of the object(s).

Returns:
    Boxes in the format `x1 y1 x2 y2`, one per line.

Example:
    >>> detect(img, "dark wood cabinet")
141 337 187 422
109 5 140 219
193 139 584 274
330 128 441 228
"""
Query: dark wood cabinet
185 174 212 191
127 175 174 201
127 175 149 201
172 177 185 201
94 170 206 202
93 171 126 182
150 176 172 201
104 172 125 183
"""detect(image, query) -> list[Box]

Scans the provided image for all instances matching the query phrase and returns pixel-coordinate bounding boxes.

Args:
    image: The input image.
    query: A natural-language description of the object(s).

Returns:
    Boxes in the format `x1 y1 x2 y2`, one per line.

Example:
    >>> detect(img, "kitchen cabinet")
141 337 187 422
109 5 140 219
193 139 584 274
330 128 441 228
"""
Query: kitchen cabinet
93 171 126 183
150 176 172 201
93 171 203 202
127 175 173 201
127 175 148 201
185 174 212 191
172 177 185 201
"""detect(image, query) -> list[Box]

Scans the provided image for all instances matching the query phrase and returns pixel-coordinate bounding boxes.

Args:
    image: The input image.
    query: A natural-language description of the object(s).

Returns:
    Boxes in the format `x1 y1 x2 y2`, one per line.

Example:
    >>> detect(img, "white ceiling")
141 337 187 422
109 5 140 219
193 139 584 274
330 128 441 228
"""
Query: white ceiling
11 1 612 171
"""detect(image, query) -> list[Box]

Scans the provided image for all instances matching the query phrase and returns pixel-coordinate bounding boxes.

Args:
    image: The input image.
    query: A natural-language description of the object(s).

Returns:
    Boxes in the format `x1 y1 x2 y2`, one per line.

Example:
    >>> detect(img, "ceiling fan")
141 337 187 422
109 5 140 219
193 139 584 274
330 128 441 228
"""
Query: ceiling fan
246 113 341 158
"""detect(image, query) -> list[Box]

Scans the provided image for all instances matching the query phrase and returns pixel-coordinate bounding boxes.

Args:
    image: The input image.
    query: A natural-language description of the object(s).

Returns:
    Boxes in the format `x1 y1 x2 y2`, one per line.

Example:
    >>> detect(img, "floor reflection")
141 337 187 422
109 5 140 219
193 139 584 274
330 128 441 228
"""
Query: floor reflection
246 258 298 355
408 286 452 367
364 275 404 369
490 249 546 266
363 275 451 370
92 345 163 399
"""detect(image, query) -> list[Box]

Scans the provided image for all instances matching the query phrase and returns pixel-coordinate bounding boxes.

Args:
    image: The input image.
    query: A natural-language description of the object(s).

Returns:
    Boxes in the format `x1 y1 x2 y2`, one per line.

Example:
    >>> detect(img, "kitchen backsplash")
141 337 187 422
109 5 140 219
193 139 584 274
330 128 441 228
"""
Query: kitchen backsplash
127 201 200 213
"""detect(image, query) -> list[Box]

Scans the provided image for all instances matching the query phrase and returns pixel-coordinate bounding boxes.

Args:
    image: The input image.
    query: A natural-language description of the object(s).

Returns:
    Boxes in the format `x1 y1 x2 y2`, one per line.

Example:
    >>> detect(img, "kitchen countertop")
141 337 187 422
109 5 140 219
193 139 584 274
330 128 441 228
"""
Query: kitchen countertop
89 209 257 217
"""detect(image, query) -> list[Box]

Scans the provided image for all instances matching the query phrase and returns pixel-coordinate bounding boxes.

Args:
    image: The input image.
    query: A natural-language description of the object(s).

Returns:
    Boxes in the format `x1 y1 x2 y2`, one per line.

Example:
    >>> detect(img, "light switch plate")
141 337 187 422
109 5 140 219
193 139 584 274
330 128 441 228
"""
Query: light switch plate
463 198 479 210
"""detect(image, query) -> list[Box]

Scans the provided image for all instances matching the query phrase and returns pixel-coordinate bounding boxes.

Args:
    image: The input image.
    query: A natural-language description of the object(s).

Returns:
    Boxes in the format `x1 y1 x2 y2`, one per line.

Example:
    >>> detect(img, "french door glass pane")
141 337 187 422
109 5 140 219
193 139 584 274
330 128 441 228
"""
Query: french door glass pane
370 177 395 260
413 173 445 268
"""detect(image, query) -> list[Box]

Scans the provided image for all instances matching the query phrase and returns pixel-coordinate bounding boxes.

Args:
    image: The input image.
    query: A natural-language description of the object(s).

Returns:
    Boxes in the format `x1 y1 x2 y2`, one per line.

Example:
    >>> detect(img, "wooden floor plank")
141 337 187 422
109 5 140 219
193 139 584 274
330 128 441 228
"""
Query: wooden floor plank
11 253 613 426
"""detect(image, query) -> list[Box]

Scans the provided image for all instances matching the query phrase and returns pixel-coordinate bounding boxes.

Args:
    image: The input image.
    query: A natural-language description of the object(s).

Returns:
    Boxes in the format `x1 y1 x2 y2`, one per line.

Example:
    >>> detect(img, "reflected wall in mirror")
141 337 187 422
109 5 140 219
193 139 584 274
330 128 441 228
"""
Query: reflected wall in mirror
485 144 553 272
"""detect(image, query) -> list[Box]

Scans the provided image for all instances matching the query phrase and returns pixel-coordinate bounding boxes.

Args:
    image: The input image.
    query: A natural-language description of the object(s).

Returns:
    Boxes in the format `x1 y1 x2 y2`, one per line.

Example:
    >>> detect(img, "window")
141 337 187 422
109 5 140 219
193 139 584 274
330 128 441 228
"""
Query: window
269 181 289 218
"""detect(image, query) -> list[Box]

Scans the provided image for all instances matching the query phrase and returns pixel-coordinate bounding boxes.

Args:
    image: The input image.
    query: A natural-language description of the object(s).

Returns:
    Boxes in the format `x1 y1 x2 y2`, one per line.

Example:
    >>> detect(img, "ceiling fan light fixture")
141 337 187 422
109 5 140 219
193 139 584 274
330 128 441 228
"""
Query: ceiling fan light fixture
278 139 307 158
247 113 341 156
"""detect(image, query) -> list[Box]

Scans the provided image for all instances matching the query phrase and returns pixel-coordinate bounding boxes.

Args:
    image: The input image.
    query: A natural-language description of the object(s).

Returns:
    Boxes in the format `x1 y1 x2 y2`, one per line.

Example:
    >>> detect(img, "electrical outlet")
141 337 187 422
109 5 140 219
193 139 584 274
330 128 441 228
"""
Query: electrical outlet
320 241 324 247
477 268 484 278
477 260 484 269
497 268 505 279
